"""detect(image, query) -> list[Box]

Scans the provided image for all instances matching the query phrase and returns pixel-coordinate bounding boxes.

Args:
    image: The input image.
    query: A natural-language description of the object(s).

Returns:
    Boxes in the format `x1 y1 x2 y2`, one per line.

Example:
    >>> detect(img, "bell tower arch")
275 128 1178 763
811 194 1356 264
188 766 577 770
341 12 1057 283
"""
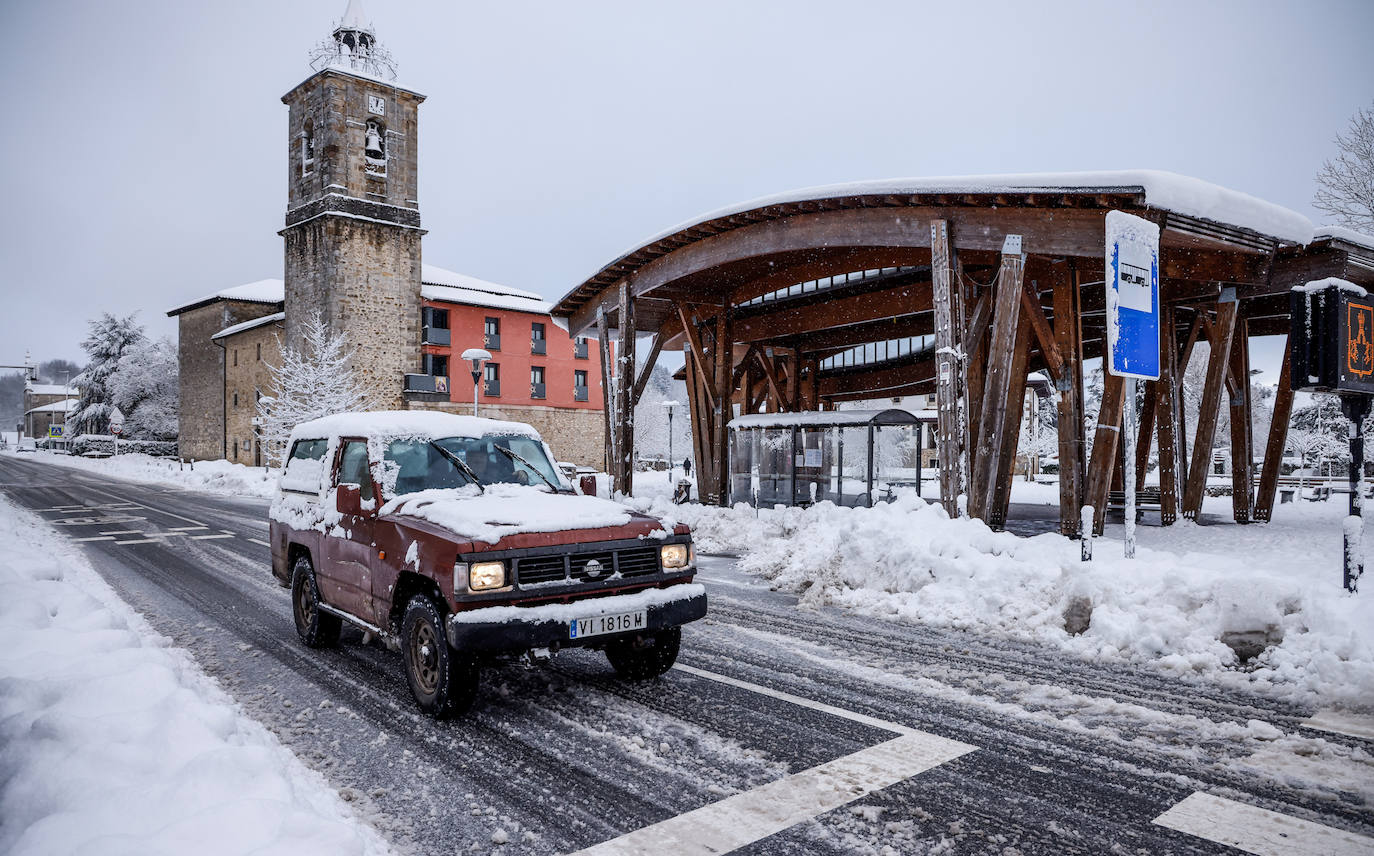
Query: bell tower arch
280 0 425 408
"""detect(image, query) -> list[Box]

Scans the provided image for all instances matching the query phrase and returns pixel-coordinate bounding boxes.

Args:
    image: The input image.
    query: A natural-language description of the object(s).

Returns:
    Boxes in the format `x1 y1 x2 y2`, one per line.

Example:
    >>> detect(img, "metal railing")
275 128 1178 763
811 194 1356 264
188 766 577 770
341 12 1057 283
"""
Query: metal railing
422 325 451 346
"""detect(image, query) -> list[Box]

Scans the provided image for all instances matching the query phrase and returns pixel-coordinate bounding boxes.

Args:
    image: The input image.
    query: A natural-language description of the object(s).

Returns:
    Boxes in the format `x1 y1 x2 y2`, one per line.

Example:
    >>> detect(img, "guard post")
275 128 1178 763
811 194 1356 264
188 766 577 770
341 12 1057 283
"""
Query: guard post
1290 277 1374 593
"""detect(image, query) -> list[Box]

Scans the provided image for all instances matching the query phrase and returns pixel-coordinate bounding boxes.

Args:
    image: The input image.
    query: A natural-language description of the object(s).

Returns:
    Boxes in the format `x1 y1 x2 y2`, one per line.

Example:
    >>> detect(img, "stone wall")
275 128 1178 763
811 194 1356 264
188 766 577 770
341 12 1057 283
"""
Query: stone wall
283 215 422 410
176 300 281 460
222 319 283 466
413 399 606 469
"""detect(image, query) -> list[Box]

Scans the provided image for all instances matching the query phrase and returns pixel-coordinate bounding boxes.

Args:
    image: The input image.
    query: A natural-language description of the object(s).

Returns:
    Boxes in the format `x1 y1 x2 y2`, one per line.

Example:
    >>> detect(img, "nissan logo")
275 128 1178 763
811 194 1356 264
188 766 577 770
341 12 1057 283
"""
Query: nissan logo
583 559 604 578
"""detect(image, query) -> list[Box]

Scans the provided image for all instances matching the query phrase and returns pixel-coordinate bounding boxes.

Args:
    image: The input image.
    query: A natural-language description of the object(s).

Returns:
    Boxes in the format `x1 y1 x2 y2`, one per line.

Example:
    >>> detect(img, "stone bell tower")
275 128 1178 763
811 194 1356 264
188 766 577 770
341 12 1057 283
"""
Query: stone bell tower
280 0 425 409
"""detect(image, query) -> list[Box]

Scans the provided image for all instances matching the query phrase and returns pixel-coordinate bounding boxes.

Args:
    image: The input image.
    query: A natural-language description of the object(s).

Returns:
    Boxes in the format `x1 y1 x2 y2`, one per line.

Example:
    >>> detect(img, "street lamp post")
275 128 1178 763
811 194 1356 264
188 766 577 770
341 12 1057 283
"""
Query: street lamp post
460 348 491 418
662 400 680 484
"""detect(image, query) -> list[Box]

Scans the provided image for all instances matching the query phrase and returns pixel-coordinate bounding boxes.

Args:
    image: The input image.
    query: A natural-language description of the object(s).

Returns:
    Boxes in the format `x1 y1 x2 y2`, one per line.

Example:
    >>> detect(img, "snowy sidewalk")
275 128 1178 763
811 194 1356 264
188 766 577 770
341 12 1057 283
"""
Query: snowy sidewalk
0 496 392 856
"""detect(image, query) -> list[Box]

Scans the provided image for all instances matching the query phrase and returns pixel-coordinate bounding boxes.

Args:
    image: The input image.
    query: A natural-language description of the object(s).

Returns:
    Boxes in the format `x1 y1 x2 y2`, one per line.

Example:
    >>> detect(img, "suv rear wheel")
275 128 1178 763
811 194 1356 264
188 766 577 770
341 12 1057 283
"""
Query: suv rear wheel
402 595 478 717
605 626 681 679
291 554 341 648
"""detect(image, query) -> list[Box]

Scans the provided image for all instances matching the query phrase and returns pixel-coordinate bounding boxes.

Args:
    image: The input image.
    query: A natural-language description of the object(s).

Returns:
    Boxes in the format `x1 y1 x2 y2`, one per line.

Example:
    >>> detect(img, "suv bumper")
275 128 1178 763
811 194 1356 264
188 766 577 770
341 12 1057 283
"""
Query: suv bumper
445 583 707 653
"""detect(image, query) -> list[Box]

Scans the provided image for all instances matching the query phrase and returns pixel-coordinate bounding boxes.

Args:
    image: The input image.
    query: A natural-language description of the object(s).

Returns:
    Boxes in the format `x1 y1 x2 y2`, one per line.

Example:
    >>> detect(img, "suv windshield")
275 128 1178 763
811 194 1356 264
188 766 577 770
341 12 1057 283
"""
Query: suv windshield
383 435 563 496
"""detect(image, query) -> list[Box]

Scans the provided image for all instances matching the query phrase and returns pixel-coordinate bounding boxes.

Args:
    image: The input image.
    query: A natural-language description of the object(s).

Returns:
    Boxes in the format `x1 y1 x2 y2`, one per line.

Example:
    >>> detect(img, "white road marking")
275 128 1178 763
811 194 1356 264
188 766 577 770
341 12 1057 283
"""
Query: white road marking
248 538 271 547
1301 709 1374 741
675 663 913 735
168 525 209 531
190 533 235 541
70 536 115 542
568 665 975 856
100 530 144 535
572 733 973 856
1153 792 1374 855
115 539 161 545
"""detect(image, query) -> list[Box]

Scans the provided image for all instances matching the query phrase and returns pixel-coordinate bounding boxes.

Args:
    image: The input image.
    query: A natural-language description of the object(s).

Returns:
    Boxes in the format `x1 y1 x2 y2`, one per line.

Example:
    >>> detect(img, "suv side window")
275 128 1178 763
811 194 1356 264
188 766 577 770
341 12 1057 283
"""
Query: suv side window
337 440 375 503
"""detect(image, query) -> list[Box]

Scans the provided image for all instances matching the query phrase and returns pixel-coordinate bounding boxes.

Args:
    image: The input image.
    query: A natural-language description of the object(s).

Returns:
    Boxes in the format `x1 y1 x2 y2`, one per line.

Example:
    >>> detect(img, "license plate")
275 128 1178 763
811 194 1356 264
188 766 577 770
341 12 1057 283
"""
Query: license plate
569 609 646 640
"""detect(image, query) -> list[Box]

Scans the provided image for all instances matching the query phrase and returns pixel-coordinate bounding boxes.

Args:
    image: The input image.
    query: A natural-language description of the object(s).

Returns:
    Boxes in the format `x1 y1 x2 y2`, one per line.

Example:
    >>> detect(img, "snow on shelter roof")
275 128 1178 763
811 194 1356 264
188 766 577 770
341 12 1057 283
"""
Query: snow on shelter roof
290 410 541 443
166 279 284 316
212 312 284 341
1314 225 1374 252
729 409 919 430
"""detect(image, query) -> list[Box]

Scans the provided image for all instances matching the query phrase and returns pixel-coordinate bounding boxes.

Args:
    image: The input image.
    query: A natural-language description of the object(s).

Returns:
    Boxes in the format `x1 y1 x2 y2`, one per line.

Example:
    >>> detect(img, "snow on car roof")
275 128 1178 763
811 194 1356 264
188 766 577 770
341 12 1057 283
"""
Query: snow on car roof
290 410 542 442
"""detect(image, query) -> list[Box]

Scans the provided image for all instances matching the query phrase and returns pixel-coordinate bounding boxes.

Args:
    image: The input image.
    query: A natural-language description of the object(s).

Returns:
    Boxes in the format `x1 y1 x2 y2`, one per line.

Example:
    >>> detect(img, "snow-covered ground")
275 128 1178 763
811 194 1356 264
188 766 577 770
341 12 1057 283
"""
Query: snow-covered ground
0 495 392 856
5 448 278 498
626 480 1374 707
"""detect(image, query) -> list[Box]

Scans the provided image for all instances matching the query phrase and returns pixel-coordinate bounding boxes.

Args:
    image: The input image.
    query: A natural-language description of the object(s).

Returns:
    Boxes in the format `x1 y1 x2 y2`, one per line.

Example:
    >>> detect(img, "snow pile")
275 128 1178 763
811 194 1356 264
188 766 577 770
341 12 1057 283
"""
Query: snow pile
380 483 640 544
0 497 392 856
6 449 279 498
627 491 1374 704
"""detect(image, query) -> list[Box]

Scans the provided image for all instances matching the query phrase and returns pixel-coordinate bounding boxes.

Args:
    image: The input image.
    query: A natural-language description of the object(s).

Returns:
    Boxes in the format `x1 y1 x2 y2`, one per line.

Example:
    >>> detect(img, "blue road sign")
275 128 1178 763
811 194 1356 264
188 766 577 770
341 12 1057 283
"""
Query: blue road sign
1105 210 1161 380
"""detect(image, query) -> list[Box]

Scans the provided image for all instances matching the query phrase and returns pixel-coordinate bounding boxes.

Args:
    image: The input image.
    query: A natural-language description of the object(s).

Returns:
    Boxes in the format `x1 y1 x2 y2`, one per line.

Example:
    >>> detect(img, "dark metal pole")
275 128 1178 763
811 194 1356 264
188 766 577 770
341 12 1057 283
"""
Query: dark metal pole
1340 394 1369 593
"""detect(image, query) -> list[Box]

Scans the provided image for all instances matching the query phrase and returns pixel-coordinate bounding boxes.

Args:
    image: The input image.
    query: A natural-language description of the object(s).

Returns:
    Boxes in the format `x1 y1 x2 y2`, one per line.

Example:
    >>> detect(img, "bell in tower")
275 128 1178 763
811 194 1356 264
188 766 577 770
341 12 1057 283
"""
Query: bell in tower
364 120 385 162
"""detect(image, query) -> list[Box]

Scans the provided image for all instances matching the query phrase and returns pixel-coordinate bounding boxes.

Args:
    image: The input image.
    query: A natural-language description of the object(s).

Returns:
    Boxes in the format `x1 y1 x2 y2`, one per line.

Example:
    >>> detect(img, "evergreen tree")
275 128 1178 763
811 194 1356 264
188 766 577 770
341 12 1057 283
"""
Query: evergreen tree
72 313 146 435
258 310 373 466
108 337 178 441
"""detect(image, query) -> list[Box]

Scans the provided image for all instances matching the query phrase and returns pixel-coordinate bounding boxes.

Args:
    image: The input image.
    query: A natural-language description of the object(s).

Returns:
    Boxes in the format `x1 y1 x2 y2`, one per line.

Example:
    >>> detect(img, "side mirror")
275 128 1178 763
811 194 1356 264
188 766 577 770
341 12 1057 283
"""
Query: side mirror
336 483 364 516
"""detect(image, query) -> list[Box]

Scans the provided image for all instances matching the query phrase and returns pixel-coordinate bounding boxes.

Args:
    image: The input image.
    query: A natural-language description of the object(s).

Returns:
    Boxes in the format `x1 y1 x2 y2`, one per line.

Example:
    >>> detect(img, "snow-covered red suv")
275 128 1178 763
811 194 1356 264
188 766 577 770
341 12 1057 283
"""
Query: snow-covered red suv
269 411 705 717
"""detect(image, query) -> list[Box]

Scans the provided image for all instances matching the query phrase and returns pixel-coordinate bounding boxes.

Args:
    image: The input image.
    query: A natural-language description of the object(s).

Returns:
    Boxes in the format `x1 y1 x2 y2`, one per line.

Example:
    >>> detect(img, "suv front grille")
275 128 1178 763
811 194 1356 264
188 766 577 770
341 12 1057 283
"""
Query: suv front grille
513 545 663 587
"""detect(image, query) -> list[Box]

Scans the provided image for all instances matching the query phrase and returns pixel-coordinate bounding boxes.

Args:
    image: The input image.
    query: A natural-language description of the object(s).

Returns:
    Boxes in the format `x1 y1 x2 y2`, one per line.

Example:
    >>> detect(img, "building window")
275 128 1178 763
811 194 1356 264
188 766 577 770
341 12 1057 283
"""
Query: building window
301 121 315 176
484 362 500 397
574 336 589 359
531 322 546 355
364 119 386 174
233 349 238 367
233 392 239 407
484 317 500 350
530 366 546 399
574 369 588 402
423 353 449 378
256 343 262 361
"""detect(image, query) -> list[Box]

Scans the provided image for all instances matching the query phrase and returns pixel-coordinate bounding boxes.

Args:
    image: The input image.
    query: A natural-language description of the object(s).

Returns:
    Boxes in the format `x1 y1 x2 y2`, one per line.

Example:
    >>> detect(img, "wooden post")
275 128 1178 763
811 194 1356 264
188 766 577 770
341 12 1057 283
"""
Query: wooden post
931 219 965 516
1255 341 1294 522
989 315 1033 528
971 241 1025 521
1085 374 1125 535
1156 304 1184 525
682 346 710 501
1135 381 1157 484
712 311 733 506
615 281 636 496
1052 261 1085 536
1228 320 1255 522
1182 292 1238 519
597 308 616 480
964 291 992 503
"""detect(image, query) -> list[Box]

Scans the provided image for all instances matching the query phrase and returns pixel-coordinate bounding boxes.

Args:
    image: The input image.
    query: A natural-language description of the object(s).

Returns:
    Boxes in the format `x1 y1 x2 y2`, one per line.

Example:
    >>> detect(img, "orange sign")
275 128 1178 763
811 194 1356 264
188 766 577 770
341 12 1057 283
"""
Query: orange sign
1348 301 1374 380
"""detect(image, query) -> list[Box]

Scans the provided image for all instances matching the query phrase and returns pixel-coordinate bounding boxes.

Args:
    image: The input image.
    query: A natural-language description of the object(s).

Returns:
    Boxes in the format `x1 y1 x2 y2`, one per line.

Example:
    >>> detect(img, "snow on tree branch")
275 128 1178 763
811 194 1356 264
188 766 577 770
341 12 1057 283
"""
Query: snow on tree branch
1314 102 1374 232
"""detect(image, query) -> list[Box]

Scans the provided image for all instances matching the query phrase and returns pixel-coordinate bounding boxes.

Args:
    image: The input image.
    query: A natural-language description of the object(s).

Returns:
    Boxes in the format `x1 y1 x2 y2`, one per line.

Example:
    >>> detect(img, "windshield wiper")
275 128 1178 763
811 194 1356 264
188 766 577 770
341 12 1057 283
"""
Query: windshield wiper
494 445 564 493
429 441 485 493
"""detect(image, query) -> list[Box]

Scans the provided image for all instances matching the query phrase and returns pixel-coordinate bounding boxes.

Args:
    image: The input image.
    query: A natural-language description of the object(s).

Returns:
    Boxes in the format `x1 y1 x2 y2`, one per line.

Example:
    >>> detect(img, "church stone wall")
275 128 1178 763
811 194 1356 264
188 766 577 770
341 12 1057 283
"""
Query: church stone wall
222 320 283 466
176 300 280 460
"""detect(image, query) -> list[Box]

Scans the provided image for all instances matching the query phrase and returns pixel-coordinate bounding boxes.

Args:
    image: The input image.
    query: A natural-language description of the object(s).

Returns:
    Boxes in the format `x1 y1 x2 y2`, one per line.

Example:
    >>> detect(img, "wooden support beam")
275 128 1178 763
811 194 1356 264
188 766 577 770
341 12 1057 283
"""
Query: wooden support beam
733 280 933 342
989 315 1033 529
1228 321 1255 522
785 352 801 411
970 248 1025 521
1183 294 1238 518
1053 260 1086 536
1085 374 1125 535
1254 341 1294 522
616 280 636 496
1136 381 1157 484
677 304 717 414
1020 276 1065 383
754 348 788 410
630 332 664 407
597 311 616 478
931 219 965 516
682 348 710 501
712 311 733 505
1156 304 1185 525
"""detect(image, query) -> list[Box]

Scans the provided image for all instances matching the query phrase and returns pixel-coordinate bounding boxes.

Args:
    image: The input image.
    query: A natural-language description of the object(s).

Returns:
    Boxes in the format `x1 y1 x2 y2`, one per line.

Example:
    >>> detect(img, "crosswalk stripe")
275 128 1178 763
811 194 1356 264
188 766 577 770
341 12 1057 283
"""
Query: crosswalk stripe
190 533 235 540
1153 792 1374 855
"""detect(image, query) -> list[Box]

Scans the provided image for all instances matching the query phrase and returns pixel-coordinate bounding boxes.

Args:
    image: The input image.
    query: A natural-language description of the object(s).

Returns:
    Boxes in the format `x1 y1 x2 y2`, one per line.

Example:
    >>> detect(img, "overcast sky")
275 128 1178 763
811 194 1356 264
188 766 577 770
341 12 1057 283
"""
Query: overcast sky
2 0 1371 381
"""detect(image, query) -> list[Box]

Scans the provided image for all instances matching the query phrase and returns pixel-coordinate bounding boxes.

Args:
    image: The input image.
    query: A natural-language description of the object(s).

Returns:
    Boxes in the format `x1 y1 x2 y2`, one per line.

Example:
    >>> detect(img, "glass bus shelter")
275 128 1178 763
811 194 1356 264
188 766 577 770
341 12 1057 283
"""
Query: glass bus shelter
728 409 925 508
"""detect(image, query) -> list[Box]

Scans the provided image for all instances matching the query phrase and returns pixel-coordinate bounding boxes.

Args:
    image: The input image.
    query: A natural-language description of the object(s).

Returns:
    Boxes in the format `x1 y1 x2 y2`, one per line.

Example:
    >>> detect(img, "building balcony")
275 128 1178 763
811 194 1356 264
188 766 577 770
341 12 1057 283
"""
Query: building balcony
422 325 451 346
574 340 589 359
530 382 546 400
574 385 588 402
484 378 501 397
484 333 501 351
404 373 450 395
531 338 546 356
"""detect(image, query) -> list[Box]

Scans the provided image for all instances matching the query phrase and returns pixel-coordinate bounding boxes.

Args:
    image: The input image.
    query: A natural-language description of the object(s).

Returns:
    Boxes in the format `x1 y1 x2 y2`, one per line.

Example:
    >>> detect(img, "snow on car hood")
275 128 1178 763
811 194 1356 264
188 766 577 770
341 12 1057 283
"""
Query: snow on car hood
378 484 642 544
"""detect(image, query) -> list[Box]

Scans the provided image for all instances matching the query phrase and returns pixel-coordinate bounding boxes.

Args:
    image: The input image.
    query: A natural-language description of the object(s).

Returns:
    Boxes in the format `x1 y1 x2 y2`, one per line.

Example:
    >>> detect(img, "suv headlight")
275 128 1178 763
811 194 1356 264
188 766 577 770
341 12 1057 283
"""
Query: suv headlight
468 560 506 591
660 543 692 569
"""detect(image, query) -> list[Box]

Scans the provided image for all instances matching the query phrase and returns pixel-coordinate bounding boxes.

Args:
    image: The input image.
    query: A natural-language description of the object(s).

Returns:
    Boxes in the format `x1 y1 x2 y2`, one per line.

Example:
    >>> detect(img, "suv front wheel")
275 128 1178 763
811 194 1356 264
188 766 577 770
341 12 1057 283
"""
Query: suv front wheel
605 626 681 679
402 595 479 717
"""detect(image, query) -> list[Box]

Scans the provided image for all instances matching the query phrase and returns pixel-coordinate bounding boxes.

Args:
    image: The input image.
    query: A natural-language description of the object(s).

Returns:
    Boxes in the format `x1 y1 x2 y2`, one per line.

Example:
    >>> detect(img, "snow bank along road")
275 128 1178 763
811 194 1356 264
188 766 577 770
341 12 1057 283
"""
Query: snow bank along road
2 455 1371 856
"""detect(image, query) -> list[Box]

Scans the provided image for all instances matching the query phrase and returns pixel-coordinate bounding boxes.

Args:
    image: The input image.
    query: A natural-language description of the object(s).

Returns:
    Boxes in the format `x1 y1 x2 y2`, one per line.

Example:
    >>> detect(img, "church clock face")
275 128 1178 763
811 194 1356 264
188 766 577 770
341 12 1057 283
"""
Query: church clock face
368 94 386 115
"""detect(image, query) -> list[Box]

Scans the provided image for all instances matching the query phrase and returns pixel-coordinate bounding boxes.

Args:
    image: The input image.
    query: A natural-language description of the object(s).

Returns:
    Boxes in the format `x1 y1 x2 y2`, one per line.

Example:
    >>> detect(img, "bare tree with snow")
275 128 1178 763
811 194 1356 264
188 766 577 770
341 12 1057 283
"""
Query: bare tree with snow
258 310 374 465
108 337 179 441
1314 102 1374 232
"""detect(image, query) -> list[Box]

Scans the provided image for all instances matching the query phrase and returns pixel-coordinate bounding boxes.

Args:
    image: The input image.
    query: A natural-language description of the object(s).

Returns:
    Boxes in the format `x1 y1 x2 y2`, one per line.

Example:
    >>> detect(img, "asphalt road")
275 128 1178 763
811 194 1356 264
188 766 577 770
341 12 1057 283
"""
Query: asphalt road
2 454 1371 856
